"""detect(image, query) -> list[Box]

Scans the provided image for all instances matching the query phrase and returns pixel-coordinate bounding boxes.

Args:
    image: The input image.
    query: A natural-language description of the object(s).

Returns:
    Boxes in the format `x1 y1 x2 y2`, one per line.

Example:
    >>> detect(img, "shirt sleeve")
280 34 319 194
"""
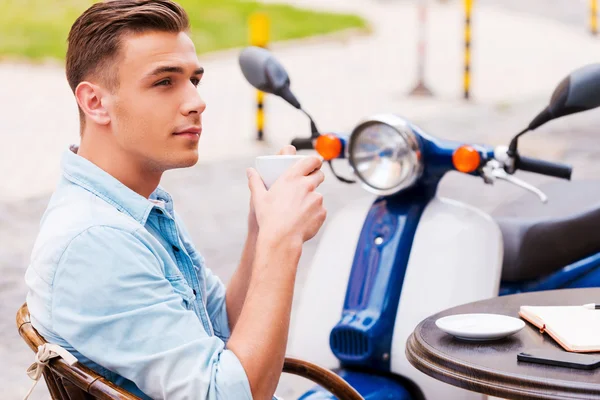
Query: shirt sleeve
51 225 252 400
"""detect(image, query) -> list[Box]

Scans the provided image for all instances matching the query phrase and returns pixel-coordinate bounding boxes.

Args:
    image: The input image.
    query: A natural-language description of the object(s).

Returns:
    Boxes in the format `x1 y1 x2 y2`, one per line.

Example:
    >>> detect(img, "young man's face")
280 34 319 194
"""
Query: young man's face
107 30 205 171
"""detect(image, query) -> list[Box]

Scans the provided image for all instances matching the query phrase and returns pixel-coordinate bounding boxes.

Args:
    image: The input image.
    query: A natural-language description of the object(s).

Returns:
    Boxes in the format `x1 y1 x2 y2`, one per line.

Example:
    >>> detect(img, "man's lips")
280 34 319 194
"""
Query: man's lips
174 126 202 135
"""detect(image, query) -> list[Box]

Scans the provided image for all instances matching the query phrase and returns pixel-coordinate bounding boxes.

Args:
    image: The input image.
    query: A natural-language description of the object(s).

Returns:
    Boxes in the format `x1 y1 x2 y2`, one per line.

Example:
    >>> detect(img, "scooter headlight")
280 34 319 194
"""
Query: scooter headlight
348 114 423 196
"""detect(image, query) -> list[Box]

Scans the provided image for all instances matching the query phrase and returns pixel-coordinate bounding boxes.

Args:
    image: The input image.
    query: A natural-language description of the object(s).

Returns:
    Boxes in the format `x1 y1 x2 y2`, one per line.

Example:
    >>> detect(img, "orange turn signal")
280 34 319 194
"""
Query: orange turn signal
452 145 481 173
315 134 342 161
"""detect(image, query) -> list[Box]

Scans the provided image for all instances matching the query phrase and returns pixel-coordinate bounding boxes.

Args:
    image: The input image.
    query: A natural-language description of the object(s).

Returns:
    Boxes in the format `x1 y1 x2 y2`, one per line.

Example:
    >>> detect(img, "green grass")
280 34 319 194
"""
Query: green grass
0 0 367 62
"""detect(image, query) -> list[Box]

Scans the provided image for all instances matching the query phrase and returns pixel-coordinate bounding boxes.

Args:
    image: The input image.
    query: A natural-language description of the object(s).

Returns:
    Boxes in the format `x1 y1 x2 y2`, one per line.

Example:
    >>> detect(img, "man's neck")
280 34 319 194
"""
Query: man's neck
77 132 162 199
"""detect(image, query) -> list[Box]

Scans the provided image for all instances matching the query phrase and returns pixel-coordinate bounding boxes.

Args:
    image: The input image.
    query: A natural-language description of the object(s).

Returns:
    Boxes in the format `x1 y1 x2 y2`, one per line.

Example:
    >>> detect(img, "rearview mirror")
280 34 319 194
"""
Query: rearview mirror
529 63 600 130
238 46 301 109
509 63 600 156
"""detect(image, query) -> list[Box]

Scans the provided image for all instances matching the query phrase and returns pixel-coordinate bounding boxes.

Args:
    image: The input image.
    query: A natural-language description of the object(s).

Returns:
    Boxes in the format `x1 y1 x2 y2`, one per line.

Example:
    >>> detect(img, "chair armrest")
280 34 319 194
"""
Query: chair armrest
283 357 363 400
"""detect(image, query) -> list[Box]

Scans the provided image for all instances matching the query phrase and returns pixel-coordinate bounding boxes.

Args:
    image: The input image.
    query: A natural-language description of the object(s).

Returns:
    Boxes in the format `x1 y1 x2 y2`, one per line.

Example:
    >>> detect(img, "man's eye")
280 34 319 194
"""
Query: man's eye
155 79 171 87
191 77 201 87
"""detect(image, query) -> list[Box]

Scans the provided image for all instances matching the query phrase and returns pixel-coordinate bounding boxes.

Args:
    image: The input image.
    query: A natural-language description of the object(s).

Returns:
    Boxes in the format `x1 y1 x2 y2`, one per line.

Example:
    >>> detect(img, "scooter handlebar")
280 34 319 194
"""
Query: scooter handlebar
516 155 572 180
291 137 314 151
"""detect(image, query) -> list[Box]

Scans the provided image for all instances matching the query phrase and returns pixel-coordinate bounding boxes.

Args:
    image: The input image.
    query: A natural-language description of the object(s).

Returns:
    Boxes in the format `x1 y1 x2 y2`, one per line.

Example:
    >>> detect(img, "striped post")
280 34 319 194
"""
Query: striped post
591 0 598 35
249 13 270 140
463 0 473 100
409 0 433 96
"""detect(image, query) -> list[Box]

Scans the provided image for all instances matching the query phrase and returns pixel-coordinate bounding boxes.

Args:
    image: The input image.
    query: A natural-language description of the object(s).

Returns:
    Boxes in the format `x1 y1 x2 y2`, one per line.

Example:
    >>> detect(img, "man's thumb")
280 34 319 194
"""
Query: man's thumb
246 168 266 195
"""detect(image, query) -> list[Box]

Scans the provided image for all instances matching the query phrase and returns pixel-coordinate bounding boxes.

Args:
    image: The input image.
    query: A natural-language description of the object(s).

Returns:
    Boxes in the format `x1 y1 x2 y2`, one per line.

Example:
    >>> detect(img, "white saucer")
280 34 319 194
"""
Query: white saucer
435 313 525 341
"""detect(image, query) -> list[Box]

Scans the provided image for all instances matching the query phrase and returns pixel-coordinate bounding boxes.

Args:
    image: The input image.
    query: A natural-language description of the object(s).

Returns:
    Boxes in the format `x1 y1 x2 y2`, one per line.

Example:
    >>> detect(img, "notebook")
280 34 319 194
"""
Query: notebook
519 305 600 353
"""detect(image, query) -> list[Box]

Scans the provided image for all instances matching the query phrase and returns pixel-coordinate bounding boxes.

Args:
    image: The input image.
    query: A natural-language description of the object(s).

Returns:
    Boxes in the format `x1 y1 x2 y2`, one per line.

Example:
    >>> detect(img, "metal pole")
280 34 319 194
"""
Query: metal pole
463 0 473 100
409 0 433 96
249 13 270 140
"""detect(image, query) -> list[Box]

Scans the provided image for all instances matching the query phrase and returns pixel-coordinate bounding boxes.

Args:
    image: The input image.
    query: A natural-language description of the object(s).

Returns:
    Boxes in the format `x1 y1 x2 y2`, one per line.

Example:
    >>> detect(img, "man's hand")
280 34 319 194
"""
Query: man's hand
227 145 307 333
247 154 326 250
226 146 326 400
227 151 326 400
247 145 297 234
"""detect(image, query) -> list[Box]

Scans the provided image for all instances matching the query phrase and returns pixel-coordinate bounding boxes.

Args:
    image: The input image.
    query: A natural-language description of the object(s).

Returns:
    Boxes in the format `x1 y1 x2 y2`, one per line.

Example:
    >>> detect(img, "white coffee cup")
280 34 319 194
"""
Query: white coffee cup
255 155 309 189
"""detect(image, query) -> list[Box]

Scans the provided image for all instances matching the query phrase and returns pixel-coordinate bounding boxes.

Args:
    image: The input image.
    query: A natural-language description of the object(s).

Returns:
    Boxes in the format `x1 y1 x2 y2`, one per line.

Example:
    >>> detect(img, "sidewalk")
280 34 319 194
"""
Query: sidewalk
2 0 600 201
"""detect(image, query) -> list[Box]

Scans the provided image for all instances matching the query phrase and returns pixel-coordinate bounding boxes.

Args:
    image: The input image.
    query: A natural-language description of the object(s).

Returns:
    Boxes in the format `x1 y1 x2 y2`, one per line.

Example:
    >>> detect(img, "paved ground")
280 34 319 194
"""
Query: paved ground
2 0 600 398
3 0 600 201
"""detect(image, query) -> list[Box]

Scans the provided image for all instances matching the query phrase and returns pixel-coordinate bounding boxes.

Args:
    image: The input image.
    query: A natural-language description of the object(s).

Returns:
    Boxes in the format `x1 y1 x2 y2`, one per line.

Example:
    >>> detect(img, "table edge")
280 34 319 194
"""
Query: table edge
405 321 600 400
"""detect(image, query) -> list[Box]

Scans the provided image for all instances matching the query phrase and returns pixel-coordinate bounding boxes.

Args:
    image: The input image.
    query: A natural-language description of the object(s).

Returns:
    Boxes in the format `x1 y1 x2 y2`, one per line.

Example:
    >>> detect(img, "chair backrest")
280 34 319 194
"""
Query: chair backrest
16 303 140 400
17 303 364 400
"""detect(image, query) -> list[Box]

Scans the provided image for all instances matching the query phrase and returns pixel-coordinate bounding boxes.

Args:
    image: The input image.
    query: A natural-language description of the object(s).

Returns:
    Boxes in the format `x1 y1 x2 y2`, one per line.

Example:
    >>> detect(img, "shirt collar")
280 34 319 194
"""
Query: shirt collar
60 146 173 225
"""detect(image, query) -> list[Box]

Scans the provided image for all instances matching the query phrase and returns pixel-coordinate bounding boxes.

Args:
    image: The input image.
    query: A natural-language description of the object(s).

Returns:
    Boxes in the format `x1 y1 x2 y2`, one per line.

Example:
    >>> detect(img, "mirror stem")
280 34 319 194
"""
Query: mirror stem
508 106 553 157
527 106 553 131
278 86 302 109
507 128 528 157
301 109 321 138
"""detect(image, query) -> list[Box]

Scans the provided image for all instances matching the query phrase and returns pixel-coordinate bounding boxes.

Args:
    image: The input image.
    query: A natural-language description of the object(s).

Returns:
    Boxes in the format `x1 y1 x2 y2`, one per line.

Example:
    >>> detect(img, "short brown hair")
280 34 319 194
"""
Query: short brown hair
66 0 190 121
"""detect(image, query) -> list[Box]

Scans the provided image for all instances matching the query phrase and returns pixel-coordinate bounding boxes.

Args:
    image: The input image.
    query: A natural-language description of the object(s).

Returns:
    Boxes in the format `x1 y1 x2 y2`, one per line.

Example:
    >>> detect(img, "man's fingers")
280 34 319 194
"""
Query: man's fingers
277 145 296 156
289 156 323 177
246 168 266 198
306 169 325 191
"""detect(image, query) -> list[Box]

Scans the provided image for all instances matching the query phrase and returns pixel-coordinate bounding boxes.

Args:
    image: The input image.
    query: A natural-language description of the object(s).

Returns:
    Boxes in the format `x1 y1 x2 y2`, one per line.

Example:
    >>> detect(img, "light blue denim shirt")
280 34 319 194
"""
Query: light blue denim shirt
24 147 253 399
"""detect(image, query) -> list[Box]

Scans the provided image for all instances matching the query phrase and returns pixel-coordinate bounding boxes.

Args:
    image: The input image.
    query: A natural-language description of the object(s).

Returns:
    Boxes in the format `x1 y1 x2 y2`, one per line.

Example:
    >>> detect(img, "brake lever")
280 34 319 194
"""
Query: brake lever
482 160 548 203
492 168 548 203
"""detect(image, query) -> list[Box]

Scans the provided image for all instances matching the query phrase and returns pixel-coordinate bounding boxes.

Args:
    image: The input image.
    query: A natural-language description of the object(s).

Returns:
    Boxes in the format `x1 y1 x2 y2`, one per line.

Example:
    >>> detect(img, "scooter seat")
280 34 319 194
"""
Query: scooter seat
492 180 600 282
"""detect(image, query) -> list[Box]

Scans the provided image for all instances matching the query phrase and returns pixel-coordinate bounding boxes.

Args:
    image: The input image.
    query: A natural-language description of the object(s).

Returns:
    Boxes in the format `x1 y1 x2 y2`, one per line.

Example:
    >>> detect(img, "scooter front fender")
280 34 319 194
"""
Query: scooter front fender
297 369 421 400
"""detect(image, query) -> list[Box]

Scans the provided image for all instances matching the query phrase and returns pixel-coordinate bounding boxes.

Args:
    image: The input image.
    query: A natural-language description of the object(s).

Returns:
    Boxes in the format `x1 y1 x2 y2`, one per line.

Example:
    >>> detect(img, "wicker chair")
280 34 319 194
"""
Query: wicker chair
17 303 363 400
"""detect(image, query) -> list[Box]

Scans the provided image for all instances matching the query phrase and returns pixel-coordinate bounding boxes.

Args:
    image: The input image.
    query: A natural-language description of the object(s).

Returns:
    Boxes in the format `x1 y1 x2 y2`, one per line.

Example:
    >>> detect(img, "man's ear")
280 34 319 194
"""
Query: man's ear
74 81 111 125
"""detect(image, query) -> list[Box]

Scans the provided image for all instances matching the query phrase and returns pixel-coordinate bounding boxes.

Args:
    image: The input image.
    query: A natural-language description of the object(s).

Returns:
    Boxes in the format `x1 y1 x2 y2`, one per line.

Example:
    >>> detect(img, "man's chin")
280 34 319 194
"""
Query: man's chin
163 150 198 171
170 150 199 169
179 149 198 168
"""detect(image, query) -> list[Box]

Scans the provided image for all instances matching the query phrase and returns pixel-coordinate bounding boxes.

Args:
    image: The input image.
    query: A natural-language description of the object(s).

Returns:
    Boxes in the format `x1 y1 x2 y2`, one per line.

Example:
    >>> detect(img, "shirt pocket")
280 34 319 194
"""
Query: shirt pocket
165 275 196 310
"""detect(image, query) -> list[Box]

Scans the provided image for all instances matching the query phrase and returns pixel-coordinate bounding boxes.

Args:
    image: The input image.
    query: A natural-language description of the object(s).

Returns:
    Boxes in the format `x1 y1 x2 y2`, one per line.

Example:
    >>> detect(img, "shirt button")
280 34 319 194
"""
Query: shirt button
172 245 180 252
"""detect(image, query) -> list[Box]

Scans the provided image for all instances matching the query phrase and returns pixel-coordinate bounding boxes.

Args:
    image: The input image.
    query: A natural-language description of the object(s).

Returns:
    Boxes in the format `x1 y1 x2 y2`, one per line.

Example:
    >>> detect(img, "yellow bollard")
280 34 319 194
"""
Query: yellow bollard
463 0 473 100
249 12 270 140
591 0 598 35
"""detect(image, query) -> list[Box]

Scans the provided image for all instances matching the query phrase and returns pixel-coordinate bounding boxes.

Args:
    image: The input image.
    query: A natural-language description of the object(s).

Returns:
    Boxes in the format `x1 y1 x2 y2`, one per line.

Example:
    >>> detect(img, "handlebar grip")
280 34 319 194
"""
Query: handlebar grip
291 137 314 151
517 156 572 180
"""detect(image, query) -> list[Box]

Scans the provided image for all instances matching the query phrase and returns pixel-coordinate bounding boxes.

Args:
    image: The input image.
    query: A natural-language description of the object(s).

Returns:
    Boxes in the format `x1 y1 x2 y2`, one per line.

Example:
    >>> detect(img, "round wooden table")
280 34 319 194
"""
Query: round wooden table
406 288 600 399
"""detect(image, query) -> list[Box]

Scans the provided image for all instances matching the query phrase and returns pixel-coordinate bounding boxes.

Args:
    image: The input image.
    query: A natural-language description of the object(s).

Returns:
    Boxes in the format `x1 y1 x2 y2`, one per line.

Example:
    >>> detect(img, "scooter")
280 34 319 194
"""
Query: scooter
239 47 600 400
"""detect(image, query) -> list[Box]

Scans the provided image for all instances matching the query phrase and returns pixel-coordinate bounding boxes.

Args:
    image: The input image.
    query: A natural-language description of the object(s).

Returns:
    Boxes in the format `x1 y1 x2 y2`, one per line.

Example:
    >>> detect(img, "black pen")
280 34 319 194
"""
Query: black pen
583 303 600 310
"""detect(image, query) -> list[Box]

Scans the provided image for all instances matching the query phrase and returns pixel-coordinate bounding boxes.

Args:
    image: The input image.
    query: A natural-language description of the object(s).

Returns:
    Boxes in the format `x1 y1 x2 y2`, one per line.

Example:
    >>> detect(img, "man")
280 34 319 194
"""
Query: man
24 1 326 399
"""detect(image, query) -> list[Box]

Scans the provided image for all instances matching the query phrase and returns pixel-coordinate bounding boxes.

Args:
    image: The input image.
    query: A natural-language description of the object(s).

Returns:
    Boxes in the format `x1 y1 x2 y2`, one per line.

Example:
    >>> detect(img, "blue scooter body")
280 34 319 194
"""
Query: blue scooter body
236 45 600 400
297 126 599 400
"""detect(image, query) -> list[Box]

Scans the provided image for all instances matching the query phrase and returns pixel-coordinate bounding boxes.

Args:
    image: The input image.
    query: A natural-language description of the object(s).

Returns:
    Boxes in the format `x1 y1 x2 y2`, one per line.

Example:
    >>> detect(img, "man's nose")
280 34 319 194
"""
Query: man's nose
182 85 206 116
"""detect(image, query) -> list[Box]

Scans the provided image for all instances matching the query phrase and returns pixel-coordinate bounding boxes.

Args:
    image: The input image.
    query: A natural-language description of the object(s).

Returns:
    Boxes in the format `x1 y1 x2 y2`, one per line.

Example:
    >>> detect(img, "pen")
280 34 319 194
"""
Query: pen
583 303 600 310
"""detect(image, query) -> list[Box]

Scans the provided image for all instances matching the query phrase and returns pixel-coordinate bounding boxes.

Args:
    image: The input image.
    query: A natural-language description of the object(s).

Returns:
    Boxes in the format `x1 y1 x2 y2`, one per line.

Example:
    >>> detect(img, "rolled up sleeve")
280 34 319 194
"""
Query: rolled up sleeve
51 226 252 400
